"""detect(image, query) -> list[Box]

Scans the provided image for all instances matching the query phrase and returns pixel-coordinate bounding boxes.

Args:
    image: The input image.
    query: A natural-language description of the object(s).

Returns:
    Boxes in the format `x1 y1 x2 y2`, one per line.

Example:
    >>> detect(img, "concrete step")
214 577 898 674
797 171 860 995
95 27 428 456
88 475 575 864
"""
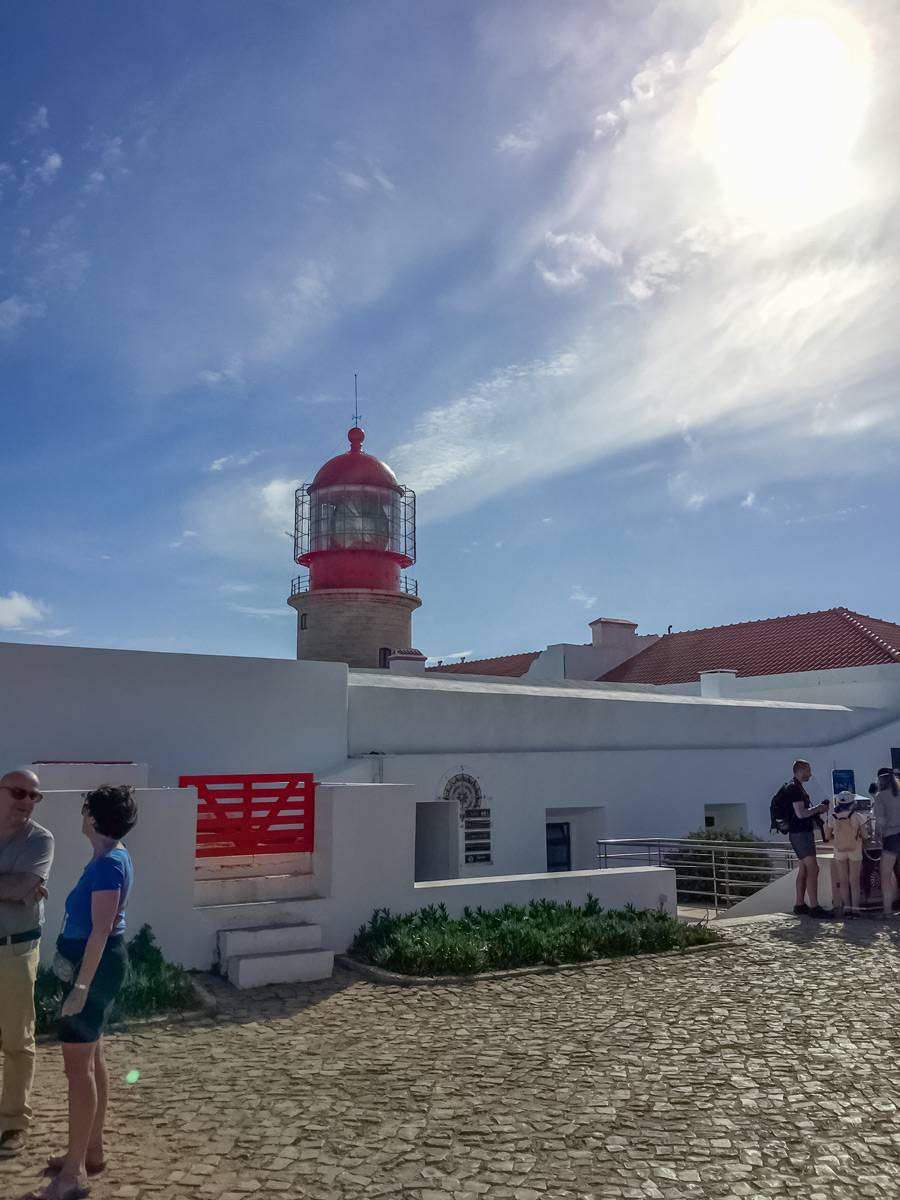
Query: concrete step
227 947 335 989
194 871 318 907
219 922 322 959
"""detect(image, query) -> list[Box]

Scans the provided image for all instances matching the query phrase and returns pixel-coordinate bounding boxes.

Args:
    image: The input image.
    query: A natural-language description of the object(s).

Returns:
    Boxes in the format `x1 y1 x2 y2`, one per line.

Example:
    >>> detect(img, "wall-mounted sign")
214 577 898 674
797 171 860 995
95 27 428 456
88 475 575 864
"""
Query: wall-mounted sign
444 773 493 866
832 769 856 795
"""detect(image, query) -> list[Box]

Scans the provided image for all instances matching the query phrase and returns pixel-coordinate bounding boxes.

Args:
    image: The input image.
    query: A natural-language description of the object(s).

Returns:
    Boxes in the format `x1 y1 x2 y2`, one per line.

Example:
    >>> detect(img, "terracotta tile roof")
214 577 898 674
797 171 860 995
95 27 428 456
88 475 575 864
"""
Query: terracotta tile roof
599 609 900 686
426 651 541 678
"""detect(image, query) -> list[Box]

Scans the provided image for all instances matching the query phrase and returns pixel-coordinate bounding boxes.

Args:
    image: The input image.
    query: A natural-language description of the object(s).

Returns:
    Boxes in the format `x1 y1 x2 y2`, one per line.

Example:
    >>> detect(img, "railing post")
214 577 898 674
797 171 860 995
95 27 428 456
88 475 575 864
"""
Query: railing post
715 849 724 912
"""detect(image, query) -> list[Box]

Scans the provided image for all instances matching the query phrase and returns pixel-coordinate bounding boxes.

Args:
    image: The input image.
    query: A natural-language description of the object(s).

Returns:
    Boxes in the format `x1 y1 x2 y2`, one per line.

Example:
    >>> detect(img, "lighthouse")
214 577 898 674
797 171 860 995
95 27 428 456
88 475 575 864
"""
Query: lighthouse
288 427 421 668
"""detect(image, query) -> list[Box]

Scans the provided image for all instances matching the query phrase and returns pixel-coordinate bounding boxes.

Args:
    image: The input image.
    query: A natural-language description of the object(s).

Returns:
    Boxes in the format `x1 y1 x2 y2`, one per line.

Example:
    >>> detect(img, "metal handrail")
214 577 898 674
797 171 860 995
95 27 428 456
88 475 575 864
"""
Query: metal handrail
290 573 418 597
596 837 798 915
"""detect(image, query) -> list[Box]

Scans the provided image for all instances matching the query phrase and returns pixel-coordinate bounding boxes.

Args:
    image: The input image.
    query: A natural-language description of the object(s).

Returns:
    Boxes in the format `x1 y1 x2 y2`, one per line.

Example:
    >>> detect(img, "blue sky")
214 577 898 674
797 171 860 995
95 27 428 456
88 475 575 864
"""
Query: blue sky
2 0 898 664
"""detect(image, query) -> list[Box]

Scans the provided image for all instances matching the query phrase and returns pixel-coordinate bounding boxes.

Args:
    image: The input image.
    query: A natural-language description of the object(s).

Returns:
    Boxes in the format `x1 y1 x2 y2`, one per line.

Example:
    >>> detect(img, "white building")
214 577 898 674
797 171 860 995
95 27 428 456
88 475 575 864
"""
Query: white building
4 429 899 984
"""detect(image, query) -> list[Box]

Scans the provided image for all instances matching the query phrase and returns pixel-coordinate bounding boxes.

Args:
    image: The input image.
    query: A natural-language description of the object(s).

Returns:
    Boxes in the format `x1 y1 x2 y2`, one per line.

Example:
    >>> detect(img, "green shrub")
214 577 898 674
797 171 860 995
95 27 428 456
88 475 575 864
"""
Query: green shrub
34 925 200 1034
348 897 720 976
664 828 773 906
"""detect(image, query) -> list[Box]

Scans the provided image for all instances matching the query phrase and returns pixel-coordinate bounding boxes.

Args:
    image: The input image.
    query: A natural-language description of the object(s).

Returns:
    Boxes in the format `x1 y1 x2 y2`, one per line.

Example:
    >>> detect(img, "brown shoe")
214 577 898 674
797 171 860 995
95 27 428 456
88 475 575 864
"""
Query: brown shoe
0 1127 27 1156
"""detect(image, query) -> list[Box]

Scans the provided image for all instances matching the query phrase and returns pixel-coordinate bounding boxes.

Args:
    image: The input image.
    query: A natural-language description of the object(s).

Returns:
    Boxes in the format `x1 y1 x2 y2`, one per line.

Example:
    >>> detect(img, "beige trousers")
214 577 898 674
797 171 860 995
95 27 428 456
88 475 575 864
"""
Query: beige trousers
0 942 40 1132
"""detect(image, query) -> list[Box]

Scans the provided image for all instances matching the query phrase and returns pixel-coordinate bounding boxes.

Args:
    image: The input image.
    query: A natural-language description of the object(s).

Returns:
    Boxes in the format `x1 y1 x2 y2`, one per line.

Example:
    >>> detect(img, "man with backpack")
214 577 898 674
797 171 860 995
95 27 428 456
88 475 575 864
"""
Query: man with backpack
771 759 831 917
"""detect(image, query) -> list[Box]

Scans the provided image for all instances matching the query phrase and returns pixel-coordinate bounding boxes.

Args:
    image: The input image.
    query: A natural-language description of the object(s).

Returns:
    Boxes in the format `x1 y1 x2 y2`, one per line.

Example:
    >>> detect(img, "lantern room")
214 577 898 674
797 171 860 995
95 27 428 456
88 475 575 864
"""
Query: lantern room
288 427 422 668
293 427 416 593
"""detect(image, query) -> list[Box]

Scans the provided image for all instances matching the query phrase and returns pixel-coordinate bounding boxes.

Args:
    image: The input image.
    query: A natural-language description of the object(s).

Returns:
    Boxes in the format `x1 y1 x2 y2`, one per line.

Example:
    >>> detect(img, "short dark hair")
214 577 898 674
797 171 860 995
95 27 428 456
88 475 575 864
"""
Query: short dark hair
83 785 138 839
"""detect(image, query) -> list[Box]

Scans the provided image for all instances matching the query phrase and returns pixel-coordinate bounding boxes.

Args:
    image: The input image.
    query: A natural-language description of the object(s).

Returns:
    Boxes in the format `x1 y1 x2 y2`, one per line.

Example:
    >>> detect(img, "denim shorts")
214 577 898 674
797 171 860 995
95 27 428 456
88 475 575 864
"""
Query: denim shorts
58 934 127 1044
789 830 817 860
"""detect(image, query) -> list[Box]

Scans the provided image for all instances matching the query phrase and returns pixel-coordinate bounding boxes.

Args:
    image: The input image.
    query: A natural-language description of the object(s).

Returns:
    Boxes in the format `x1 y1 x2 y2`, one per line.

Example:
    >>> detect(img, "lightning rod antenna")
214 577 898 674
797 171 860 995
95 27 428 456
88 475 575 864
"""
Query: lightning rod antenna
353 375 361 427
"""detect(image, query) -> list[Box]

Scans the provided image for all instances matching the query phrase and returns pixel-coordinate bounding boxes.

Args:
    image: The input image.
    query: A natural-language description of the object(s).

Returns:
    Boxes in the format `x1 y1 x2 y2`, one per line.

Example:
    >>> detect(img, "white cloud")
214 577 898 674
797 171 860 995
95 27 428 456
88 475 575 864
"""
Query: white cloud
498 127 539 154
26 106 49 134
0 163 15 196
569 586 597 610
0 592 51 630
169 530 198 548
668 472 708 511
197 357 244 386
388 0 900 517
0 295 45 333
231 605 293 620
339 159 395 194
207 451 261 472
425 650 474 664
784 504 867 526
184 476 301 569
390 351 577 496
741 491 756 508
594 109 625 139
255 261 333 357
536 232 620 290
21 150 62 194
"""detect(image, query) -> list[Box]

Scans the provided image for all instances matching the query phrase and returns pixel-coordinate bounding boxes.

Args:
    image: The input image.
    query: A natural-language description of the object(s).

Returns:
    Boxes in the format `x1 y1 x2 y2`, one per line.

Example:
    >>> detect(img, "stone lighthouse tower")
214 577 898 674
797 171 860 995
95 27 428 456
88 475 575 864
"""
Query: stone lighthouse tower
288 427 421 668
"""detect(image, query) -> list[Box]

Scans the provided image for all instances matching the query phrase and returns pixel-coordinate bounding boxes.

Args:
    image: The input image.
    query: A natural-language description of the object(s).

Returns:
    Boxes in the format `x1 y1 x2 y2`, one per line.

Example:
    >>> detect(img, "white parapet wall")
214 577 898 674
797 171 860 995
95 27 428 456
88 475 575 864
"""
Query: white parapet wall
35 783 678 970
36 788 199 969
413 867 675 919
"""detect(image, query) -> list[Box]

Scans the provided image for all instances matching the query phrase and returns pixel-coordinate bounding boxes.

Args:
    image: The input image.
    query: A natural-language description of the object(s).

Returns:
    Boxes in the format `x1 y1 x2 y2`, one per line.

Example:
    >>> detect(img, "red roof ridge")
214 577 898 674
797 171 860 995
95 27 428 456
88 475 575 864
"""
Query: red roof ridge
838 609 900 661
597 606 900 686
425 650 541 677
663 607 845 637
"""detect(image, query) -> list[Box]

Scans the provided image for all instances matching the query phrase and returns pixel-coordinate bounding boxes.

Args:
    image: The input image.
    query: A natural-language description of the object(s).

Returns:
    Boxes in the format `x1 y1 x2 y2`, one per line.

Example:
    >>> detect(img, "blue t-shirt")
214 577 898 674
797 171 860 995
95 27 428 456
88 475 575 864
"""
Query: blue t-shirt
62 846 133 941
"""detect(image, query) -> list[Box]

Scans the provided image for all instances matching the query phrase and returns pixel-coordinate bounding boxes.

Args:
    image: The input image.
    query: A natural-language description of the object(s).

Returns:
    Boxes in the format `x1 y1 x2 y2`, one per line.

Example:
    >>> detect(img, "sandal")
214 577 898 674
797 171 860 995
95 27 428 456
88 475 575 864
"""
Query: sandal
45 1156 106 1177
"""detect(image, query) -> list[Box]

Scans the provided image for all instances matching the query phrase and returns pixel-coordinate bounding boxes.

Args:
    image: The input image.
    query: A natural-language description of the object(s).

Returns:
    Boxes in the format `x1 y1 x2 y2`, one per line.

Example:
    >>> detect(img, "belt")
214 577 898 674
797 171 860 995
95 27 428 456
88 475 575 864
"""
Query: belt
0 929 41 946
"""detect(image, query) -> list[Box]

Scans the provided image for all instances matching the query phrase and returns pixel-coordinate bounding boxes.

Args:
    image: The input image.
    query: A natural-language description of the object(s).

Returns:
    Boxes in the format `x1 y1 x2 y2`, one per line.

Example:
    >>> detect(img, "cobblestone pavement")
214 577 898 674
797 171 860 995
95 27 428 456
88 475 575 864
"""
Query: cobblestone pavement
4 914 900 1200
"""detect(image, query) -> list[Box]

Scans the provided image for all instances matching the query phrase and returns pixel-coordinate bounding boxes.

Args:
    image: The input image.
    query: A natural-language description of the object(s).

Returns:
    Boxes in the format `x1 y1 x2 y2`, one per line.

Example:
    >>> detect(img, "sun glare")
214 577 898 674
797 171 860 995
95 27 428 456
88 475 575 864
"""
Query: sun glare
701 11 868 225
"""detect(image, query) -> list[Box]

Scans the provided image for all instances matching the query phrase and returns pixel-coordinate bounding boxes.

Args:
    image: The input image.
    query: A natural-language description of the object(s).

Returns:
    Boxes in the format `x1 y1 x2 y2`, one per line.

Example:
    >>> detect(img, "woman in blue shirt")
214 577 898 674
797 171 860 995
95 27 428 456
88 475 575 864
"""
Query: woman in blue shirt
33 785 136 1200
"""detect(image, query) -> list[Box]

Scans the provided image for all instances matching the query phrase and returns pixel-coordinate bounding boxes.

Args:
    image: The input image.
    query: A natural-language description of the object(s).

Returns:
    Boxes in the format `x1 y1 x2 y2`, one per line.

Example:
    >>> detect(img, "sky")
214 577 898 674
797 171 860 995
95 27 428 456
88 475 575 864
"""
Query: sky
2 0 899 665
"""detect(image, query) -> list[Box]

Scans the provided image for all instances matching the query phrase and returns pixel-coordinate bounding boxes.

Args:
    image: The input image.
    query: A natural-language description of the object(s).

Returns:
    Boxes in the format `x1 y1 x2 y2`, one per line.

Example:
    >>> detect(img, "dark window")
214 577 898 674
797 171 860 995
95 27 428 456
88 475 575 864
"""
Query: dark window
705 814 715 828
378 646 391 669
299 613 308 630
546 822 571 872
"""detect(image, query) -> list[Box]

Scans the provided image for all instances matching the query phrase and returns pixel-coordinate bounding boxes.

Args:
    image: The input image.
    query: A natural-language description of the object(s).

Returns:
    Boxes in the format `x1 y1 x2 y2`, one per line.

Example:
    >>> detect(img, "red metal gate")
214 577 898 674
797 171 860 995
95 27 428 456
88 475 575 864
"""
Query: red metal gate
178 773 316 859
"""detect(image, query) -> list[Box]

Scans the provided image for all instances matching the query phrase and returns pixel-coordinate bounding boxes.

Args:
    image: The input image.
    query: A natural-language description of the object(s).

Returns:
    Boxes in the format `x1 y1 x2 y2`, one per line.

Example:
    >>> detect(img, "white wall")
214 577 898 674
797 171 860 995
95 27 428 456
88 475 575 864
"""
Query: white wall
657 662 900 711
331 707 900 878
0 641 349 786
32 783 677 967
526 634 660 682
36 788 198 968
284 785 676 950
348 673 874 758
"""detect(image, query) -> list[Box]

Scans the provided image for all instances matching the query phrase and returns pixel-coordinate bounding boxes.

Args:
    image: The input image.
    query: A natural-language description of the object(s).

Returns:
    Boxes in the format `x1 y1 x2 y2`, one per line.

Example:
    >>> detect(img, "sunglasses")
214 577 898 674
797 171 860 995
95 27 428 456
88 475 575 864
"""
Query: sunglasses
0 785 42 802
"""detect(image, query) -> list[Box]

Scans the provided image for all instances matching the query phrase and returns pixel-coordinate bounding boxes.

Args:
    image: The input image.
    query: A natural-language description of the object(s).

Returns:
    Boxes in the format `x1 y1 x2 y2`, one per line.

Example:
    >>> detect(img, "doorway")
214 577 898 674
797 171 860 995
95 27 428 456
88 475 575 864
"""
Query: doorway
546 822 571 873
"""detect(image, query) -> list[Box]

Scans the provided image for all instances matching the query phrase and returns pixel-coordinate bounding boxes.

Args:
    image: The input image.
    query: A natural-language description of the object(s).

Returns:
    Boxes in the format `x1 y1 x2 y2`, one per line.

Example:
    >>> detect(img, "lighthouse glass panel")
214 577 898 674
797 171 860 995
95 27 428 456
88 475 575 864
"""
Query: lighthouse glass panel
309 484 402 553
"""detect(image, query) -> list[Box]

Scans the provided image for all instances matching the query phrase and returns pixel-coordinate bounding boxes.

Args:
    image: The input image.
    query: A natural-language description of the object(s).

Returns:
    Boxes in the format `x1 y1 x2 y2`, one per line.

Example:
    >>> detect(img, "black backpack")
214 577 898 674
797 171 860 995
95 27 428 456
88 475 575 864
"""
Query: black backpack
770 782 795 835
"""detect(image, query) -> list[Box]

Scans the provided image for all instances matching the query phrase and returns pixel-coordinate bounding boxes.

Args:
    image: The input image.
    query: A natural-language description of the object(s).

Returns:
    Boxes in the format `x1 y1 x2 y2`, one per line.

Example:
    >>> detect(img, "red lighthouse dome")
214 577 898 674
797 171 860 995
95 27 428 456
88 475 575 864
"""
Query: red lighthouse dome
288 425 421 668
310 427 401 491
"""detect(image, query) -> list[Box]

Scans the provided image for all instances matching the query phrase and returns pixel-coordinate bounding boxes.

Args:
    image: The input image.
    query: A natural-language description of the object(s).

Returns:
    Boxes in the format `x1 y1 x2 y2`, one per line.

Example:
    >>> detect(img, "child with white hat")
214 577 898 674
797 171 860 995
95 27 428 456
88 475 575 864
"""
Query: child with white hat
828 791 867 917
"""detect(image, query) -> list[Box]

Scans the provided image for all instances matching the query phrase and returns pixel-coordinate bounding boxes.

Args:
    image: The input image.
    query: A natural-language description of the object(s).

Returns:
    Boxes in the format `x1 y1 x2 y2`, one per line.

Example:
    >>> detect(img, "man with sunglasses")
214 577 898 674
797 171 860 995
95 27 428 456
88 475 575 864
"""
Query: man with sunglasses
0 768 54 1158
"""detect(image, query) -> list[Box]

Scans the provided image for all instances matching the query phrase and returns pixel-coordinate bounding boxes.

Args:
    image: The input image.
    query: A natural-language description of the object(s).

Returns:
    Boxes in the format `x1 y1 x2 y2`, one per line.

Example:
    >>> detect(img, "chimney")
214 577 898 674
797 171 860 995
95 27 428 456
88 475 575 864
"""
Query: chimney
699 670 737 699
388 648 427 676
589 617 639 649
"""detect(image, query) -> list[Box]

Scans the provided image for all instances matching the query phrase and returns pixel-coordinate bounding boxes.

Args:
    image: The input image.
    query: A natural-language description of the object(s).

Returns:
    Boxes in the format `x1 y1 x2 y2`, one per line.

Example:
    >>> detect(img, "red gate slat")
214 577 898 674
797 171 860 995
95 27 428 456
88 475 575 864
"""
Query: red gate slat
179 773 317 859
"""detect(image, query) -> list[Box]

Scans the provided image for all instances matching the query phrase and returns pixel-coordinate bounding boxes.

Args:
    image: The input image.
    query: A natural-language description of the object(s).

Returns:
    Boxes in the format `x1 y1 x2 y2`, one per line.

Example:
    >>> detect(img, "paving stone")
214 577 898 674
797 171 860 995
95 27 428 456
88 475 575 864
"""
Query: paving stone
4 920 900 1198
